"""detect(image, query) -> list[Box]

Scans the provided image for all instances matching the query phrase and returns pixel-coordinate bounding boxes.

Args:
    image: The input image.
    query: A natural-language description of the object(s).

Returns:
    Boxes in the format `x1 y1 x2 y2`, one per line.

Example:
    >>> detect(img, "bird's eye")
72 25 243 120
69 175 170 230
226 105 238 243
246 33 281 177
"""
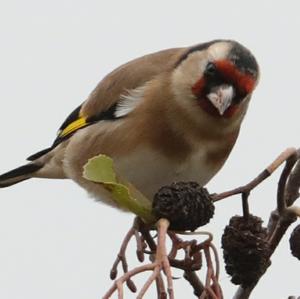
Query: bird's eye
205 62 217 76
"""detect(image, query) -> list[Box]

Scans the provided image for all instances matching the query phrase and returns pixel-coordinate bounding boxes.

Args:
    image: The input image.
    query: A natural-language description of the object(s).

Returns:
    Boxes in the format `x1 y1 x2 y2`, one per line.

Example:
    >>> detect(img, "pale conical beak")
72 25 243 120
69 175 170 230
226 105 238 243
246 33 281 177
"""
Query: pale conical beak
207 84 235 115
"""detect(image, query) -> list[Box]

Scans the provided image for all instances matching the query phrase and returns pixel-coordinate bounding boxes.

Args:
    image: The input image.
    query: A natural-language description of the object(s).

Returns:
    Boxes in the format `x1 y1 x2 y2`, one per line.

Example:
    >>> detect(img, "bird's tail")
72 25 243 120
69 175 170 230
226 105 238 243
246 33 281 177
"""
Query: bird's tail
0 163 43 188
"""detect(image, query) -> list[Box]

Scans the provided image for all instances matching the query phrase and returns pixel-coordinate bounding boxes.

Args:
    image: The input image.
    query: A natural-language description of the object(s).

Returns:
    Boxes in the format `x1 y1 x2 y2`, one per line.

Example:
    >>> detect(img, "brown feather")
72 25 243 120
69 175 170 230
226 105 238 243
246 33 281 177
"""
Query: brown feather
81 47 186 117
2 40 259 205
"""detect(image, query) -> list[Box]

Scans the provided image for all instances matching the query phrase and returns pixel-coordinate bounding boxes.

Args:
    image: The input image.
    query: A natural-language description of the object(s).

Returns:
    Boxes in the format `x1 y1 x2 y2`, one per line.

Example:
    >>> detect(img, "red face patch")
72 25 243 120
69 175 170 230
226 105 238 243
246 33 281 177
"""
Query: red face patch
191 77 206 97
191 59 256 118
214 60 256 94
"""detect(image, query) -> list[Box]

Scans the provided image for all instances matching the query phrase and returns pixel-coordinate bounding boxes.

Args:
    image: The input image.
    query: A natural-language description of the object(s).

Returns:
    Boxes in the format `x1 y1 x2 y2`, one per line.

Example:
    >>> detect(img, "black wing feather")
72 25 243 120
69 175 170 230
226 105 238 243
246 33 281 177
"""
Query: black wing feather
27 102 121 161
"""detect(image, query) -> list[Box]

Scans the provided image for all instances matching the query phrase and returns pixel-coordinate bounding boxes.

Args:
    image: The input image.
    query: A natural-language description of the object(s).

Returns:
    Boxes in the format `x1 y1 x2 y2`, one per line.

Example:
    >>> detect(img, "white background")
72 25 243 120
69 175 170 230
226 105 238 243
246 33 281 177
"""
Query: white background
0 1 300 298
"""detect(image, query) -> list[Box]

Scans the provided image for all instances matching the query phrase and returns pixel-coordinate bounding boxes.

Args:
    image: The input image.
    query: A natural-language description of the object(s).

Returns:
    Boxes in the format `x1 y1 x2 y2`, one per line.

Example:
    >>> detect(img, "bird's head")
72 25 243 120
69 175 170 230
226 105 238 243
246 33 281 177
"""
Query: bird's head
171 40 259 122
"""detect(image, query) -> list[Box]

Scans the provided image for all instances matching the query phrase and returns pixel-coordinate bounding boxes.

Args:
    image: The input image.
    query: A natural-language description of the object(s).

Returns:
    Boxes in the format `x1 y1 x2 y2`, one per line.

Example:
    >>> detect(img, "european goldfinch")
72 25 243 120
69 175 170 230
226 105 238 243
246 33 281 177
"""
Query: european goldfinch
0 40 259 208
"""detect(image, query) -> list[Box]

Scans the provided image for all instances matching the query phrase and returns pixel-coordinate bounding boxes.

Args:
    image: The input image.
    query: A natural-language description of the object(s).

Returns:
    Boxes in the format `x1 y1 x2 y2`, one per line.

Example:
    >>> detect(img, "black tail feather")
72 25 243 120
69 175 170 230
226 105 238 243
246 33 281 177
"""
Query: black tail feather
27 147 53 161
0 177 30 188
0 163 43 188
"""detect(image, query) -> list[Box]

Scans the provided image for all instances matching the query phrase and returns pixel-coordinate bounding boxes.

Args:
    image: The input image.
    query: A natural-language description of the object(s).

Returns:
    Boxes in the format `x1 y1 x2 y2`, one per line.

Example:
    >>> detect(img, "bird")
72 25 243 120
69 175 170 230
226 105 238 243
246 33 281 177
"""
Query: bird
0 39 259 209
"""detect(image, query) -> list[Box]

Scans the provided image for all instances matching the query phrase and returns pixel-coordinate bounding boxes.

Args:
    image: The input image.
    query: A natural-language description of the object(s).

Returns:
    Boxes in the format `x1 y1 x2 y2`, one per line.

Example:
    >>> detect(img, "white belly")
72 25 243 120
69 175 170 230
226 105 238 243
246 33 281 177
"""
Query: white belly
114 146 217 199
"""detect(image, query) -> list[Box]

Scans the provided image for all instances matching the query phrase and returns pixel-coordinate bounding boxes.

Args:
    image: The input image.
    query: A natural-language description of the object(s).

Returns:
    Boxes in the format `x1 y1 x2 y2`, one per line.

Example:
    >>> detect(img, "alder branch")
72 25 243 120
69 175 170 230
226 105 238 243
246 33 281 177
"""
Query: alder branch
102 147 300 299
103 219 174 299
109 226 137 292
213 147 297 202
286 159 300 206
233 148 300 299
104 221 221 298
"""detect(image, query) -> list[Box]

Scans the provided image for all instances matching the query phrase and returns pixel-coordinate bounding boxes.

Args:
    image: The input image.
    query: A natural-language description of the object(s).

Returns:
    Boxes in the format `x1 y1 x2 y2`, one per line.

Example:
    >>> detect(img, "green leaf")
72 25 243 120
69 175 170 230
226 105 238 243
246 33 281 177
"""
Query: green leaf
83 154 155 223
83 155 117 184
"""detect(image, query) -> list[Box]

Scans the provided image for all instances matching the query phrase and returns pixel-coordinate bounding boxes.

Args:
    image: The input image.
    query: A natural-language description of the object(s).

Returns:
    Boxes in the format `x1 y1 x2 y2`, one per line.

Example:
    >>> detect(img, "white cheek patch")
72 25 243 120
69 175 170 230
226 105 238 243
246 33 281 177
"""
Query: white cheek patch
207 85 235 115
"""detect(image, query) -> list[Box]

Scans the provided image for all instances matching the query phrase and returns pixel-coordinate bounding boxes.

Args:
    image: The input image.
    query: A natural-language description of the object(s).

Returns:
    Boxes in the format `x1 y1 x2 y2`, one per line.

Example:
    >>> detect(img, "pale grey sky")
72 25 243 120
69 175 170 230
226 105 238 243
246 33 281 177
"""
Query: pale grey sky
0 1 300 298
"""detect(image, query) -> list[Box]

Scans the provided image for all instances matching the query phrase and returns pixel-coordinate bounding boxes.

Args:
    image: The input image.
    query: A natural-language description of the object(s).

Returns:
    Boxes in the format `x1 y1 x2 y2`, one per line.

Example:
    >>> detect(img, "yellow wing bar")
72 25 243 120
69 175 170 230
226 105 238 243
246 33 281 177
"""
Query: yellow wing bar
59 116 88 138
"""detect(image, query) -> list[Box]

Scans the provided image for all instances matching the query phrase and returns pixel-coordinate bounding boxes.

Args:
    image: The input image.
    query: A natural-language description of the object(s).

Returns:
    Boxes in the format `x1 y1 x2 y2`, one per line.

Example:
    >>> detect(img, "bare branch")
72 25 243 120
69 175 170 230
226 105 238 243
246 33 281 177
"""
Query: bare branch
183 270 205 297
104 148 300 299
277 152 298 214
286 158 300 206
109 226 137 292
213 148 297 202
234 148 300 299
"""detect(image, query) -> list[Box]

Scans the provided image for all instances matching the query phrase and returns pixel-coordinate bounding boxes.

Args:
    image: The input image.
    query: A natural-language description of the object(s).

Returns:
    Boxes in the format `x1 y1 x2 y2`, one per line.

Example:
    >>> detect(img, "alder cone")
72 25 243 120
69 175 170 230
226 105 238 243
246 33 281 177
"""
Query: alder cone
152 182 214 231
222 214 271 287
290 224 300 260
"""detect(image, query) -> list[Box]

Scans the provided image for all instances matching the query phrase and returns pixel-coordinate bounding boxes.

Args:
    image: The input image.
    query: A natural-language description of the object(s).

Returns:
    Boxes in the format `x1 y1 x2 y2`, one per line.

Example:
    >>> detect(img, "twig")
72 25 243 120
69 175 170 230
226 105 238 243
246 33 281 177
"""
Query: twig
183 271 205 297
242 192 250 220
137 219 174 298
233 148 300 299
286 159 300 206
157 219 174 299
139 222 167 298
135 229 145 262
109 226 137 292
213 147 297 202
139 221 157 253
155 273 167 299
210 243 220 280
167 231 183 260
276 153 298 214
105 219 219 298
103 263 157 299
104 218 174 299
137 267 160 298
204 246 222 299
105 148 300 299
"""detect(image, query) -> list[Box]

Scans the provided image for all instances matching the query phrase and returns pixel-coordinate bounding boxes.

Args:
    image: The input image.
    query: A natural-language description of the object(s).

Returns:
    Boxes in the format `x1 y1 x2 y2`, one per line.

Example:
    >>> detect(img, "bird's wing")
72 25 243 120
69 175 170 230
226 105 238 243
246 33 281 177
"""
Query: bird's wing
27 47 186 161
